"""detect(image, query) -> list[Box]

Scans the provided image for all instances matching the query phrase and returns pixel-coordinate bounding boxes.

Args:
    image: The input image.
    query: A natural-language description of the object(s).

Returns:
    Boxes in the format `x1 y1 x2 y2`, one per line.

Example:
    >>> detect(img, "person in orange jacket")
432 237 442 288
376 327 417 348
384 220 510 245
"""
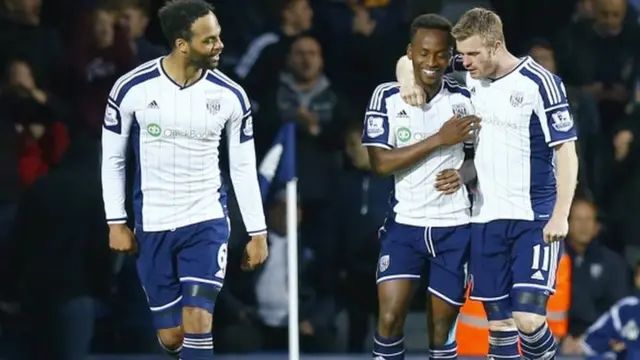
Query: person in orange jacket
454 252 571 356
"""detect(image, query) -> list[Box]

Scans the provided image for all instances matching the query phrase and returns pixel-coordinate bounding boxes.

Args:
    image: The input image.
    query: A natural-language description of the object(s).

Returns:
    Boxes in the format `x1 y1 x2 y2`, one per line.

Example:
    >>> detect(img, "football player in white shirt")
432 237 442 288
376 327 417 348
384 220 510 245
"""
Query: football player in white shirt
101 1 268 359
362 14 480 360
395 8 579 360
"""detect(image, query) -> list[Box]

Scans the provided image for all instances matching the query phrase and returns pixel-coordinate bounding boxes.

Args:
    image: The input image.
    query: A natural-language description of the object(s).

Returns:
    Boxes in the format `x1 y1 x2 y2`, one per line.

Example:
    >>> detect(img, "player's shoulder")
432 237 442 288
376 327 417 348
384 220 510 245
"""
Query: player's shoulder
517 57 564 93
204 69 251 114
109 58 162 106
613 296 640 311
367 82 401 111
442 75 471 98
371 82 401 97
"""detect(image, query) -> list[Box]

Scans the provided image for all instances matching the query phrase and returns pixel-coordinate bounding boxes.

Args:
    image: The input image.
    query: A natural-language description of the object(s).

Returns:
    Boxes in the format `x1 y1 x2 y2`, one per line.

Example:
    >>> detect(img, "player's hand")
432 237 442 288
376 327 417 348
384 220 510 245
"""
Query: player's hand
435 169 462 194
108 224 138 254
437 115 481 146
242 233 268 271
400 82 426 107
613 129 633 161
543 215 568 243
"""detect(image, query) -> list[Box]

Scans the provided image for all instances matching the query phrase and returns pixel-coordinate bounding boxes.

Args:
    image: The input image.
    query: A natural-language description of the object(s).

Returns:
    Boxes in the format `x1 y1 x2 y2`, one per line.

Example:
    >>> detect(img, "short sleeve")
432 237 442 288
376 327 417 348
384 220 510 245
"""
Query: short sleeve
520 63 578 147
362 83 400 149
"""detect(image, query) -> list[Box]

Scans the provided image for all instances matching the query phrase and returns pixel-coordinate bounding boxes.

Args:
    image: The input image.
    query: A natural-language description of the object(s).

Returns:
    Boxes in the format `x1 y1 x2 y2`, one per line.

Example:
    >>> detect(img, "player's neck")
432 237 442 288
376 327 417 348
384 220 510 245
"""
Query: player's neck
491 49 521 79
418 80 441 103
162 53 203 87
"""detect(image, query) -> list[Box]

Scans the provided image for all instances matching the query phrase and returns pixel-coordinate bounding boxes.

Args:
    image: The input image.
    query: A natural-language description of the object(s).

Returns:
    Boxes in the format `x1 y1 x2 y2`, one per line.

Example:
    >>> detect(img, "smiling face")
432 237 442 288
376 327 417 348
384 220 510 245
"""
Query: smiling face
180 12 224 70
407 27 451 88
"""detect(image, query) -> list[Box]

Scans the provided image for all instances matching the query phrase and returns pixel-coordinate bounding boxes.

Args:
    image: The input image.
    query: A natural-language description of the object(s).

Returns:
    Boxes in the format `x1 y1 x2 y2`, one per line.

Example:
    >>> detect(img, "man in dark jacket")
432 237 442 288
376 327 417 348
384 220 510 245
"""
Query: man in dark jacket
4 133 111 360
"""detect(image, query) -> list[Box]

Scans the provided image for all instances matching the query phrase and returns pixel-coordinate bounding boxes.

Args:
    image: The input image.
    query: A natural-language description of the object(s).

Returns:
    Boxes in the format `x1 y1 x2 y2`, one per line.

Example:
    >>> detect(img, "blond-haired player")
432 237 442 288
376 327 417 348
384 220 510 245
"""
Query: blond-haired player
395 8 579 360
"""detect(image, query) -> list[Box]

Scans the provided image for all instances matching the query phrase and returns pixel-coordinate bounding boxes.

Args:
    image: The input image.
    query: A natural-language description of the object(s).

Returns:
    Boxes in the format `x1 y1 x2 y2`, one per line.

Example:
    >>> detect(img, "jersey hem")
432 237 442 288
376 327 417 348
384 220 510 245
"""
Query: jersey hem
395 214 470 227
138 213 227 232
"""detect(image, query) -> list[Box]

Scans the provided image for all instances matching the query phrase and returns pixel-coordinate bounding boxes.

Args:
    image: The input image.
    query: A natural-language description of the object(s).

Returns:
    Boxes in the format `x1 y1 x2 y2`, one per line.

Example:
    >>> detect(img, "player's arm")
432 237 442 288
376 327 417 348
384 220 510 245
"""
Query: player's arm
395 56 415 88
580 297 638 356
101 94 134 226
226 93 267 236
362 85 476 176
459 140 476 184
535 78 579 219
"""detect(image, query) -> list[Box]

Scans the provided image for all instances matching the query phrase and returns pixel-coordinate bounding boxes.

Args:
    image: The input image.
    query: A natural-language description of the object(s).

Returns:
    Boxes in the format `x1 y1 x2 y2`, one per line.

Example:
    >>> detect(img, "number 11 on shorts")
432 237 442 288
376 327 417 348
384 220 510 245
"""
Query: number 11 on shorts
531 244 549 271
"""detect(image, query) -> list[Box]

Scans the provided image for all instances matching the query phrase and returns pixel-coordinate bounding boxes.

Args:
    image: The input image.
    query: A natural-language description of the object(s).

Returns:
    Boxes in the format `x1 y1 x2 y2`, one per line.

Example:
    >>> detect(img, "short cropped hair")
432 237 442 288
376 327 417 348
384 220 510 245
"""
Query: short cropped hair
158 0 214 47
410 14 453 45
451 8 504 46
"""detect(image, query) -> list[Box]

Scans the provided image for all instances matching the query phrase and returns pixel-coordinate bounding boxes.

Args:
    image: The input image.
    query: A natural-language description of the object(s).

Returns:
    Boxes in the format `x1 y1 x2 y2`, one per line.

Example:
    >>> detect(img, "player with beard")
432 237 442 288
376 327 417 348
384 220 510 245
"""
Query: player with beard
101 1 268 358
362 14 480 360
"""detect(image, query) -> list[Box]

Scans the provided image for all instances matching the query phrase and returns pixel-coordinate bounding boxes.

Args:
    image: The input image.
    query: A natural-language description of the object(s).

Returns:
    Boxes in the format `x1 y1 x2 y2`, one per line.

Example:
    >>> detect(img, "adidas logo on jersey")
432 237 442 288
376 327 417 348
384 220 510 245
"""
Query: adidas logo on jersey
148 101 159 109
396 109 408 118
530 270 544 281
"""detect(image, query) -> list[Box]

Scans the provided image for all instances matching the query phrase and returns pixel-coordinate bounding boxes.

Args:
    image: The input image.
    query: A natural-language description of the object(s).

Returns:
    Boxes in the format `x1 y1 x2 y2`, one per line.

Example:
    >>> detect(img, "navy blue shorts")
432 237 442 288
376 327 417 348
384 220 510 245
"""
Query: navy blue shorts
135 218 230 329
376 219 470 306
469 220 563 302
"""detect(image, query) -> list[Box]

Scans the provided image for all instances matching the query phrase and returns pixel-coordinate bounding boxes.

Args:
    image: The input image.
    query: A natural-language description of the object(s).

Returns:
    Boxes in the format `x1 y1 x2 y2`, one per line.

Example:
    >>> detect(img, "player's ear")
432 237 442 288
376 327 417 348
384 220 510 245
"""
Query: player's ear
406 44 413 60
176 39 188 54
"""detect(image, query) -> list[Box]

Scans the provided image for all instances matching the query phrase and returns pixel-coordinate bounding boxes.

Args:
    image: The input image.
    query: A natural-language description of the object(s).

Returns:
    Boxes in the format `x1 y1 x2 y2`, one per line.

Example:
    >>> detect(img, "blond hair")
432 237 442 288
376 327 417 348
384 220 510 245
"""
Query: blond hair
451 8 504 45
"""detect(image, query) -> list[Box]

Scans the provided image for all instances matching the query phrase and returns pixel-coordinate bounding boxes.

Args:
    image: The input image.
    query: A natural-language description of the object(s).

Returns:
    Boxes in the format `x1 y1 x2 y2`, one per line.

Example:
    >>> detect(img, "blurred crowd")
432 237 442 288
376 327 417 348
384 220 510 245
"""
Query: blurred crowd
0 0 640 358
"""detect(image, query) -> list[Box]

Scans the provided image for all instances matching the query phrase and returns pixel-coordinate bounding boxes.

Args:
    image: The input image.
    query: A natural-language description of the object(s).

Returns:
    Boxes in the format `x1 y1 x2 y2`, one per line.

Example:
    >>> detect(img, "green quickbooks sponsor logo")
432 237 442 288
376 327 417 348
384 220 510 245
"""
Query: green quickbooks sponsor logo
396 127 411 142
147 123 162 137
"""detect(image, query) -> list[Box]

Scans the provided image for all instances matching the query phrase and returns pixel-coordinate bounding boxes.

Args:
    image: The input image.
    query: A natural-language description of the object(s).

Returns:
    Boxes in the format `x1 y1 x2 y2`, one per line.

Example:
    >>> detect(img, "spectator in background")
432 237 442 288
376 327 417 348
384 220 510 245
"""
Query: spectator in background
117 0 165 63
261 35 345 197
2 60 69 188
69 3 135 137
555 0 640 136
608 87 640 264
0 0 65 92
562 198 630 355
527 38 601 200
4 134 111 360
217 191 337 353
234 0 313 109
336 120 392 352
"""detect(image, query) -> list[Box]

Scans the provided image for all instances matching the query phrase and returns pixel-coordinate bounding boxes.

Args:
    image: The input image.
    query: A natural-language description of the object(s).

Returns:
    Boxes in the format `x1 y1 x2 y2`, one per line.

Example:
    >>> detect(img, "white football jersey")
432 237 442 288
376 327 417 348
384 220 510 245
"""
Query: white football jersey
361 77 473 227
465 57 578 223
101 57 267 234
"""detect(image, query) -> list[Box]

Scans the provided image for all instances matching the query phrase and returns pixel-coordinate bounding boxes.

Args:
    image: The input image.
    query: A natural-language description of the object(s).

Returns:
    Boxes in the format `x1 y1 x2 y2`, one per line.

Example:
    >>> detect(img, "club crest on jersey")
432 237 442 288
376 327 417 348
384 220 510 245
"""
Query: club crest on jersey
551 110 573 132
206 99 221 115
366 116 385 138
510 92 524 107
452 103 469 116
378 255 390 272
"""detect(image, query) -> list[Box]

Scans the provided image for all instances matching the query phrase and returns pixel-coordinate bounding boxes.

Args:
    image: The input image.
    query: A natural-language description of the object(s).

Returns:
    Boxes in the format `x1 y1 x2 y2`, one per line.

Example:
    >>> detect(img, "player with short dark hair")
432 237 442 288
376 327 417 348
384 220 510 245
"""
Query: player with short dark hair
101 1 268 359
363 13 479 360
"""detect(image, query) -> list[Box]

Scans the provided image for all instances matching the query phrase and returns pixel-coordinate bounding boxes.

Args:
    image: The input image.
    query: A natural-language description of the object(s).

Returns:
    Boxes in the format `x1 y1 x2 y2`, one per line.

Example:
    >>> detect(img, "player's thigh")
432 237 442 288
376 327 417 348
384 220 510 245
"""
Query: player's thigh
135 228 181 329
376 220 424 312
510 220 562 313
427 224 470 307
469 221 511 302
176 218 230 312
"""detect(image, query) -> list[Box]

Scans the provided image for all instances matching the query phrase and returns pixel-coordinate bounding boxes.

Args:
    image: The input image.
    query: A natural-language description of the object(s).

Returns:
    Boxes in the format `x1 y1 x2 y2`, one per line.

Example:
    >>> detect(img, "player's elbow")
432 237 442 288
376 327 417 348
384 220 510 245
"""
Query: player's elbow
369 158 393 177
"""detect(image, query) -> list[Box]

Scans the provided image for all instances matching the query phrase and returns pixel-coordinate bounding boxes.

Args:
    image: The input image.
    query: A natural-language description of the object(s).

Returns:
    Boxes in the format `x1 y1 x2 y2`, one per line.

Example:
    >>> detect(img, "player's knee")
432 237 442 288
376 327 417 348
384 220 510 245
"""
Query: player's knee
513 312 546 333
158 327 184 350
430 315 458 347
183 306 213 333
378 310 405 336
487 318 517 331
